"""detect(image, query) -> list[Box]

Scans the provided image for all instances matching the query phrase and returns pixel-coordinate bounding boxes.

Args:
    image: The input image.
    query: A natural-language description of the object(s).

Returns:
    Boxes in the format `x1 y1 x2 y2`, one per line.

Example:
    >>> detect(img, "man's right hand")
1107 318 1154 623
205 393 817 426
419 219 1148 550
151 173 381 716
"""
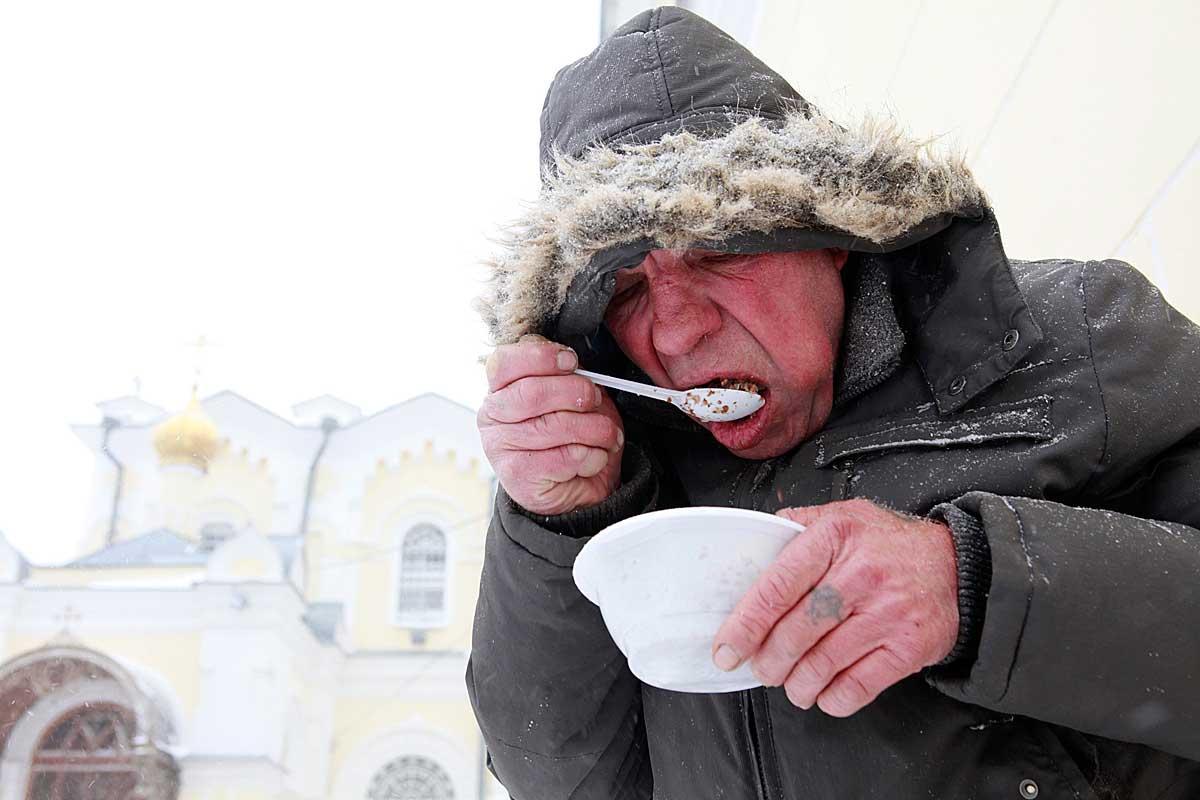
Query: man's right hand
479 334 625 516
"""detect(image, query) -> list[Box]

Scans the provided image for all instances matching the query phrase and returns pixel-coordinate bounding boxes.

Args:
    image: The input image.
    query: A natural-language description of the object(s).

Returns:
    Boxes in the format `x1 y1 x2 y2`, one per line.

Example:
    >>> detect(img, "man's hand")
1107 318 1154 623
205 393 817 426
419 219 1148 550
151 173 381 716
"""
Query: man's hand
712 499 959 716
479 334 624 516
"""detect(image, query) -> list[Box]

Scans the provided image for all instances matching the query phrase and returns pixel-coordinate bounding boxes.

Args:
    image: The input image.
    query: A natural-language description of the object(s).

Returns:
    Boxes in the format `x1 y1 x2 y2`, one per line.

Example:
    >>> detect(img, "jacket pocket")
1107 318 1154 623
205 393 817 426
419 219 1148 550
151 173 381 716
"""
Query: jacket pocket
965 712 1101 800
814 396 1054 468
1029 721 1101 800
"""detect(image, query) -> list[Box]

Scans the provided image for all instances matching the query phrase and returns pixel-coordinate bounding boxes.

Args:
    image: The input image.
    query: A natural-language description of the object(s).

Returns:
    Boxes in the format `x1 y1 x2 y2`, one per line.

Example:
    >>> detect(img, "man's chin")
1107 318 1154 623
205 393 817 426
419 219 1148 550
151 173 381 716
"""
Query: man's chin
706 400 792 457
705 394 821 459
720 435 796 460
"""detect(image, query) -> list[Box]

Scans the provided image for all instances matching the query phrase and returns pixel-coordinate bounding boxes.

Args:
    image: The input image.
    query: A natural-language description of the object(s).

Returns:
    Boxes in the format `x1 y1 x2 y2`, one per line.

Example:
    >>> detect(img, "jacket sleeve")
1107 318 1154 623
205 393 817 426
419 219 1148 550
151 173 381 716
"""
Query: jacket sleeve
928 261 1200 762
466 445 658 799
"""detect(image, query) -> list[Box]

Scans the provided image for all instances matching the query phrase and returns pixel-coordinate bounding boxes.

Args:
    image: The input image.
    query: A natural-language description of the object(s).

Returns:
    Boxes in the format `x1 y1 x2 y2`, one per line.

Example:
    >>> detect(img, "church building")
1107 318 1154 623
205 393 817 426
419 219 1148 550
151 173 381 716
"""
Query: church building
0 390 504 800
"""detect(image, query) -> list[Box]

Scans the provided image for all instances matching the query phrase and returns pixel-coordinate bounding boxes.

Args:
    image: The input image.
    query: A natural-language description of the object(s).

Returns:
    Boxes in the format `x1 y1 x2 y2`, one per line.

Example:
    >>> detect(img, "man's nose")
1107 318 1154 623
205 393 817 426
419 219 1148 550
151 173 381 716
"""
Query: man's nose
647 270 721 357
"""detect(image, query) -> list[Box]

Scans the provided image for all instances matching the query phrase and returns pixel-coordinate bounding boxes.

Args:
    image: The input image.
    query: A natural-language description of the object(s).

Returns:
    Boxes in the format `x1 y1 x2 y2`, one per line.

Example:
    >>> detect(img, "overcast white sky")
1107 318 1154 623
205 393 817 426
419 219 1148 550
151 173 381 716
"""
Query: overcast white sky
0 1 599 563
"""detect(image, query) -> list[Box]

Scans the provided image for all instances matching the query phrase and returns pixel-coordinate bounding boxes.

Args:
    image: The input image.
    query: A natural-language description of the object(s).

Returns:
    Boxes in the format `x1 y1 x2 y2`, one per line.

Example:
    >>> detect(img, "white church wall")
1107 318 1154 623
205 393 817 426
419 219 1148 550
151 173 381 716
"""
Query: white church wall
331 724 477 800
193 626 289 757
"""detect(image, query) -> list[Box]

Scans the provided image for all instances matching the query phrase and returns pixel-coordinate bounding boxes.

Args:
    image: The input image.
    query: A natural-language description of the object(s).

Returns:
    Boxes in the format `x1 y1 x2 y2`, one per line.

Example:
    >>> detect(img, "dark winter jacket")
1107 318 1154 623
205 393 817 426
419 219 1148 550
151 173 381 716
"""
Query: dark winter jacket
468 7 1200 799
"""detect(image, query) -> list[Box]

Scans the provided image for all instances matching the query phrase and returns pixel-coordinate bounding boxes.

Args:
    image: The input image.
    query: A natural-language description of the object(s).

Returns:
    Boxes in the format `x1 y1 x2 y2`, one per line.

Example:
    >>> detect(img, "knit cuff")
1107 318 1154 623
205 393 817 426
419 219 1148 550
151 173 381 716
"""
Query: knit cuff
929 502 993 667
514 443 658 538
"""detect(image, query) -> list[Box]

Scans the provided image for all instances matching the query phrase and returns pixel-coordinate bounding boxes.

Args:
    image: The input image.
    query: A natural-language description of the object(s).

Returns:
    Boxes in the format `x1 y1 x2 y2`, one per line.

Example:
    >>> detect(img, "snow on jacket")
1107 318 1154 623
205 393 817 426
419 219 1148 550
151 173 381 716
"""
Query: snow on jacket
468 7 1200 799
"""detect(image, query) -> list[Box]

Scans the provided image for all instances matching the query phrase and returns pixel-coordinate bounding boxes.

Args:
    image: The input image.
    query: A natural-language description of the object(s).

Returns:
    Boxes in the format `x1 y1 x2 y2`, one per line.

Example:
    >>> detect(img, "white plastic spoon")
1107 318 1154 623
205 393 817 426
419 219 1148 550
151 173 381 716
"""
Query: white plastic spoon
576 369 764 422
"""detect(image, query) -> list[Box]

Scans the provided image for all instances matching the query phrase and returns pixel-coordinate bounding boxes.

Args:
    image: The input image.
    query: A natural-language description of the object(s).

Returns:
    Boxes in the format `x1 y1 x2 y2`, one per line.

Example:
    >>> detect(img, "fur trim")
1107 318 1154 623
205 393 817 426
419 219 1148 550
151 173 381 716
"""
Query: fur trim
479 110 986 345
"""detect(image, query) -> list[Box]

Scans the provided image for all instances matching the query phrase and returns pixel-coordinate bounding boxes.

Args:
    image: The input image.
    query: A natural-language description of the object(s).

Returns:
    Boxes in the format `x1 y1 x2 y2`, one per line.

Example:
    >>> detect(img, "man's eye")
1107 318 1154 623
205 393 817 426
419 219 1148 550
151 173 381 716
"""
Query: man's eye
692 253 742 268
613 272 644 299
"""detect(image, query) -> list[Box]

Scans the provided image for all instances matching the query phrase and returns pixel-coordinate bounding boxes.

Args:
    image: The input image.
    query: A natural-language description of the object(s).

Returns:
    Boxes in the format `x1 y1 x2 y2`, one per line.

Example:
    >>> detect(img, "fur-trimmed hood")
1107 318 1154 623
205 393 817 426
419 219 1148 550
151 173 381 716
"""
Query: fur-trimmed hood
479 109 988 345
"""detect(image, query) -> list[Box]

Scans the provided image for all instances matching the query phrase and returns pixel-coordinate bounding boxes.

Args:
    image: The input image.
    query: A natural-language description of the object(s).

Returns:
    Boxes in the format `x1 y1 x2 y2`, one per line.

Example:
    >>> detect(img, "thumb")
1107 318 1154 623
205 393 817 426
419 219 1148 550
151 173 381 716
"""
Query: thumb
776 505 830 527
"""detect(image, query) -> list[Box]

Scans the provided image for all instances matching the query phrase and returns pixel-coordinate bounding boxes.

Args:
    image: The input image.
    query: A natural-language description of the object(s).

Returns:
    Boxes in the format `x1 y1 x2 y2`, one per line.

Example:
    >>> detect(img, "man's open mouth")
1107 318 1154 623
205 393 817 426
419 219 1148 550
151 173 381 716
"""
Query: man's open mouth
696 375 773 451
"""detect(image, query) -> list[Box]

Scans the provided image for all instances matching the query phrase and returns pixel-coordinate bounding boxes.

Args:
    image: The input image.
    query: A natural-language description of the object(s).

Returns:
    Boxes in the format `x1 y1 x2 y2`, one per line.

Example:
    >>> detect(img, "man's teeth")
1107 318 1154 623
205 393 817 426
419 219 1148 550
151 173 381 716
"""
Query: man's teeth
716 378 762 394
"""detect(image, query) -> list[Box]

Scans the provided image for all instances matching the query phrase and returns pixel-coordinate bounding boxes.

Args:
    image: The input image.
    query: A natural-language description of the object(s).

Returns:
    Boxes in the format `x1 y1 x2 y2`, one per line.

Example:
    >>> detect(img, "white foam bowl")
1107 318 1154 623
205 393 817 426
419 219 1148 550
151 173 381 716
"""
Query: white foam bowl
573 506 805 693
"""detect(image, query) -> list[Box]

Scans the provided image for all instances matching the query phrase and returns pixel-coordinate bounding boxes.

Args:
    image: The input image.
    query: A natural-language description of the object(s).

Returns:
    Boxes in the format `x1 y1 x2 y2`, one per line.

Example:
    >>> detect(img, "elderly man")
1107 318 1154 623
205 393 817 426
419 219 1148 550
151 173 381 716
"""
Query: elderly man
467 7 1200 799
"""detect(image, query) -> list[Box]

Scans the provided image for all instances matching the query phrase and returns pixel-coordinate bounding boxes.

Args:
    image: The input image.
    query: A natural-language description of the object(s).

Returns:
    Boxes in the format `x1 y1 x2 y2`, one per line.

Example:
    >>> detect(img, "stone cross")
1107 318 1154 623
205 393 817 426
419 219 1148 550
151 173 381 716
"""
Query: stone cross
55 604 82 632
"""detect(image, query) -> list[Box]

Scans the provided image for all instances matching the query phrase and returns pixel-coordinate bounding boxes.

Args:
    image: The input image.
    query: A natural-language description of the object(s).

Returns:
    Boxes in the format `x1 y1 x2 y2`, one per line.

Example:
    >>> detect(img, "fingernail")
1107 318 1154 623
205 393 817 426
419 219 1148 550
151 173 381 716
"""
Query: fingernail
713 644 741 671
616 429 625 449
484 352 499 381
557 349 577 371
594 384 603 406
580 448 609 477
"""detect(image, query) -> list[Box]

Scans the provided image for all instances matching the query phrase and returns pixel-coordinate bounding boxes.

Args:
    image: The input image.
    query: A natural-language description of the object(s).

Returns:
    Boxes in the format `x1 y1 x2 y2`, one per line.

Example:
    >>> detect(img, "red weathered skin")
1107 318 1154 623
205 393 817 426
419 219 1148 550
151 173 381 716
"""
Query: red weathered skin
713 500 958 717
477 335 624 516
603 248 848 459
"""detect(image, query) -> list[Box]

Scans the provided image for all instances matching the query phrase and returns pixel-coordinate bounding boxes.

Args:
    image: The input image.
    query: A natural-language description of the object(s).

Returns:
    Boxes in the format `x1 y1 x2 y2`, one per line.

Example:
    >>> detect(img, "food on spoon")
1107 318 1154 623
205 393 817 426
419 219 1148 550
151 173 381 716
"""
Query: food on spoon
673 378 764 422
712 377 762 395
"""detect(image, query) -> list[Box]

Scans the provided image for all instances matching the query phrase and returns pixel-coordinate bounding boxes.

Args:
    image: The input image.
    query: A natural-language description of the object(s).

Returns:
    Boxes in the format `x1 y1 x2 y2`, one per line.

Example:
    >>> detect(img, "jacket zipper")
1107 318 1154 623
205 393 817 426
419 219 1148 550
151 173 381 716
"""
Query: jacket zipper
733 467 776 800
831 457 856 500
742 689 771 800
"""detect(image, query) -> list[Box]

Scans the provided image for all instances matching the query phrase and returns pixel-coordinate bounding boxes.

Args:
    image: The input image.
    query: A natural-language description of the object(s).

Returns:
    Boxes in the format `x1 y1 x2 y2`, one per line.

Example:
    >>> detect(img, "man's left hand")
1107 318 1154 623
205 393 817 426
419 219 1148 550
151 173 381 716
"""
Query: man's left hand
711 499 960 716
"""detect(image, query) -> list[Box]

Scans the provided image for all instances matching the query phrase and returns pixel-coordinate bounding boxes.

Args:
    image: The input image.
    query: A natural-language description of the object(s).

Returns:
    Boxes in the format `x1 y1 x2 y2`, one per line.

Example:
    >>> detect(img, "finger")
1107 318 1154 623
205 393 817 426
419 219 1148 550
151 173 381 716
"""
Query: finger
485 339 578 392
501 443 611 486
494 444 614 516
779 613 882 709
775 505 830 527
712 516 841 672
484 374 602 424
531 472 615 515
486 410 623 454
777 498 879 528
816 646 917 718
749 582 850 687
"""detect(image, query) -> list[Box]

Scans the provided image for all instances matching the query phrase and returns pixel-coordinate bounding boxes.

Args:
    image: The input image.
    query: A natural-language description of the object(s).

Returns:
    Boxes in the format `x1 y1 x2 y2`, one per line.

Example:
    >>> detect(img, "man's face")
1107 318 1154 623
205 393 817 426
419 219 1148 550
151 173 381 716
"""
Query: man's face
603 248 848 459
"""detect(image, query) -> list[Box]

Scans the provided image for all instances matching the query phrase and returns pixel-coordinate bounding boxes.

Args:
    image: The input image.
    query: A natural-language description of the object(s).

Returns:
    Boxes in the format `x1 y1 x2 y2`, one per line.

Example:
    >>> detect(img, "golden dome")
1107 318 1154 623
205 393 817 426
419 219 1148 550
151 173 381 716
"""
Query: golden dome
153 391 220 471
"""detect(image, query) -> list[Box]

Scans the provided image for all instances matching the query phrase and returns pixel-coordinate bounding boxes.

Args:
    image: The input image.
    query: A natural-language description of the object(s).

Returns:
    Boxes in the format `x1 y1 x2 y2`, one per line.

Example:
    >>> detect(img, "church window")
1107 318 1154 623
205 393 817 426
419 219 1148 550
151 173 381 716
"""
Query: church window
27 704 141 800
366 754 454 800
396 524 448 627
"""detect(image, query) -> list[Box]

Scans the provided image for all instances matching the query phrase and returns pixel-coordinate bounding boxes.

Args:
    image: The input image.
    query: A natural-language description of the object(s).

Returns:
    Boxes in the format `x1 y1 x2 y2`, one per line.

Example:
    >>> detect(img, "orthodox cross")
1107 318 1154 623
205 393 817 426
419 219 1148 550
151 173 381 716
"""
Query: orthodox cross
54 604 82 633
184 334 212 393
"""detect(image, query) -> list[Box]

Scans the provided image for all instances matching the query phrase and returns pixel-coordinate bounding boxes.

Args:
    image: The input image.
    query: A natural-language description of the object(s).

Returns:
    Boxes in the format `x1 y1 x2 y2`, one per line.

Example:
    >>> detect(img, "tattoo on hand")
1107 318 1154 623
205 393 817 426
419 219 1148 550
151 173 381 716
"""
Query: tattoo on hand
807 585 844 624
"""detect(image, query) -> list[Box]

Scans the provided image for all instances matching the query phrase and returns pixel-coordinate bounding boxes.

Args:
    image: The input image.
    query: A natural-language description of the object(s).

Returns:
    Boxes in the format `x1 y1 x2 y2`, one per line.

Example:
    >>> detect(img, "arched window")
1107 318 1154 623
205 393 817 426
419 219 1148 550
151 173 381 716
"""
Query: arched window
0 651 179 800
396 524 448 627
367 755 454 800
27 704 140 800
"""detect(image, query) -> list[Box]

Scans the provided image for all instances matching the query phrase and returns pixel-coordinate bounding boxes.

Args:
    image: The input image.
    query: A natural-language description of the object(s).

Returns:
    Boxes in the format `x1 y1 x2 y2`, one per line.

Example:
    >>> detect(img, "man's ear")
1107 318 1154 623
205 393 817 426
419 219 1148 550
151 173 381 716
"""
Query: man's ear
829 248 850 272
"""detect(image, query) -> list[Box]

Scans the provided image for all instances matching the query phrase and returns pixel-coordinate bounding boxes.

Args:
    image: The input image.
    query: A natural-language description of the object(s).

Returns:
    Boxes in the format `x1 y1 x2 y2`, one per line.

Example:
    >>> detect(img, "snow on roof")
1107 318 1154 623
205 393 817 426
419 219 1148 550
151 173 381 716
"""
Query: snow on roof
68 529 207 568
67 528 305 574
95 396 168 425
327 392 488 471
292 395 363 426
